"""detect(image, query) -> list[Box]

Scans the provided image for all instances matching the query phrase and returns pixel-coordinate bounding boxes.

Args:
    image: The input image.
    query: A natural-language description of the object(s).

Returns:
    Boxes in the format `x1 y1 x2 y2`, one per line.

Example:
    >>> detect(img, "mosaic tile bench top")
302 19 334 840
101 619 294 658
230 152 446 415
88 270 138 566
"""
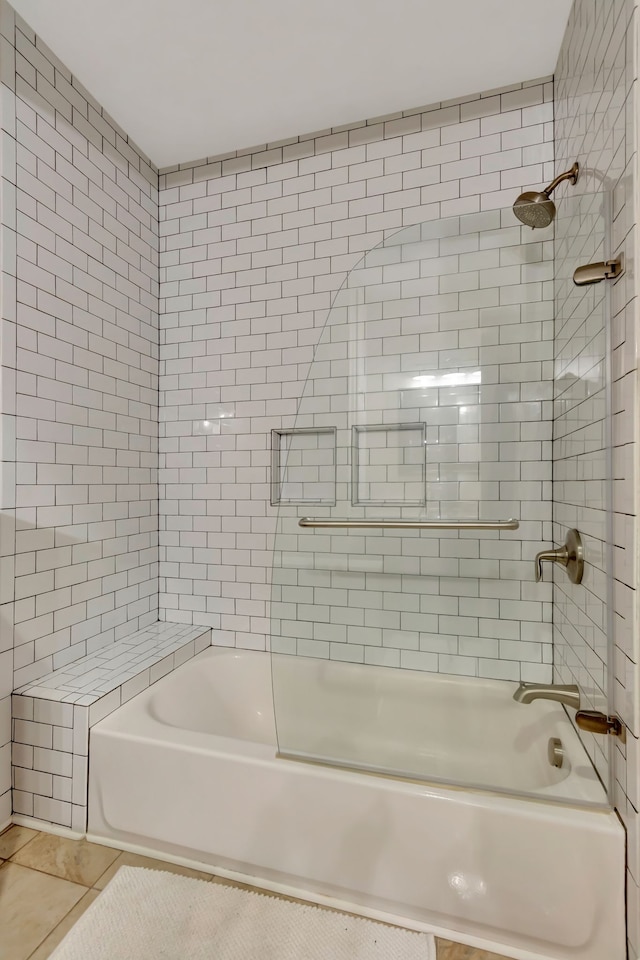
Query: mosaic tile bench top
15 624 210 705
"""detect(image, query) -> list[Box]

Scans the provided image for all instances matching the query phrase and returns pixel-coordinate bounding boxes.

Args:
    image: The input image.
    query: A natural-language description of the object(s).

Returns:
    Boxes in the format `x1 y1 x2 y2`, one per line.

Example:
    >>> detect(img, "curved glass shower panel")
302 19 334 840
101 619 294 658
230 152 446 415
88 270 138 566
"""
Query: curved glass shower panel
553 187 613 797
270 204 608 806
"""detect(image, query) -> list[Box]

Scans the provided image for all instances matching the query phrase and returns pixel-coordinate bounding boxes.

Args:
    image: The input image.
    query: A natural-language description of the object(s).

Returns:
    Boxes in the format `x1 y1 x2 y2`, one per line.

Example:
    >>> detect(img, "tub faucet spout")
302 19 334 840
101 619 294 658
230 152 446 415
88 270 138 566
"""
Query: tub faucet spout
513 683 581 709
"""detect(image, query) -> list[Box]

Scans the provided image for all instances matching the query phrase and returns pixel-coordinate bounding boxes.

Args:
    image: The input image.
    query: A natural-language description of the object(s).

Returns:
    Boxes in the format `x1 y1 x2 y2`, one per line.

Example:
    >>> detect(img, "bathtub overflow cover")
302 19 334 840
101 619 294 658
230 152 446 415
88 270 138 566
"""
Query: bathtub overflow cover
547 737 564 769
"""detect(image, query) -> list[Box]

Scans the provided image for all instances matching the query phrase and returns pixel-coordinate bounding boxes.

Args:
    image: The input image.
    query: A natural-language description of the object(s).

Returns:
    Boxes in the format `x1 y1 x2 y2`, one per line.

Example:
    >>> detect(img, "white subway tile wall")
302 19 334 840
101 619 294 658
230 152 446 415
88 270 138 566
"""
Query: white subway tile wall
158 78 556 681
0 0 17 829
9 12 160 694
0 0 162 830
0 10 636 954
553 1 639 957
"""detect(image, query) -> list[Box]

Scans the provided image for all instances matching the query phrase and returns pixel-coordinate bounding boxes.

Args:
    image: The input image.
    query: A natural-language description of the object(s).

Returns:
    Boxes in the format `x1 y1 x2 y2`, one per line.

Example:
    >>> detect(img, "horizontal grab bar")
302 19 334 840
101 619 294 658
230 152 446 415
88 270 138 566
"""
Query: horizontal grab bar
298 518 519 531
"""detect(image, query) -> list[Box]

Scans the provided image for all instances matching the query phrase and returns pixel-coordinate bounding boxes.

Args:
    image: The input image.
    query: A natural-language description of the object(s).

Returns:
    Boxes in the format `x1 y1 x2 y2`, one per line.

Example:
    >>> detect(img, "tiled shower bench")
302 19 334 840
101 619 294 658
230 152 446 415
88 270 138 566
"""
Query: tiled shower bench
11 623 211 834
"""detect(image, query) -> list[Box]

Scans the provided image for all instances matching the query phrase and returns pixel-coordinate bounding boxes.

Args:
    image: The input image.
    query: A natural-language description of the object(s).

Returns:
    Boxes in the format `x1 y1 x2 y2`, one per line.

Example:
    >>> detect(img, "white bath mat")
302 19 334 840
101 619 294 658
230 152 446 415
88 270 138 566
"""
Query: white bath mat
50 866 435 960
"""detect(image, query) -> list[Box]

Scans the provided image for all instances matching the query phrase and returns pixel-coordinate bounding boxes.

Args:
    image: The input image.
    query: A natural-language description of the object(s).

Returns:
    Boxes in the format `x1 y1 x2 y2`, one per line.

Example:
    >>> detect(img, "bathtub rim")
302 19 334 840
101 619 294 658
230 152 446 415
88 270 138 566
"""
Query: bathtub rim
97 644 610 810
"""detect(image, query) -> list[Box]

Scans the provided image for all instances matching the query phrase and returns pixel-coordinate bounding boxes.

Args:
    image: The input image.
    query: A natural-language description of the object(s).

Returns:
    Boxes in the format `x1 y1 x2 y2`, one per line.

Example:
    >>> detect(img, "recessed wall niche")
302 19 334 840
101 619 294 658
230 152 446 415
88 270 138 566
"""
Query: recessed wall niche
351 423 427 506
271 427 337 506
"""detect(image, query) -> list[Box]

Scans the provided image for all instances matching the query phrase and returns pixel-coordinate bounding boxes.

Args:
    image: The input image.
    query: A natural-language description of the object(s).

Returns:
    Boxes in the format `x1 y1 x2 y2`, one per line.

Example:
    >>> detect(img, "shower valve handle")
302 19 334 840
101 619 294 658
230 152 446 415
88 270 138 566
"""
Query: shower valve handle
535 545 569 582
535 529 584 584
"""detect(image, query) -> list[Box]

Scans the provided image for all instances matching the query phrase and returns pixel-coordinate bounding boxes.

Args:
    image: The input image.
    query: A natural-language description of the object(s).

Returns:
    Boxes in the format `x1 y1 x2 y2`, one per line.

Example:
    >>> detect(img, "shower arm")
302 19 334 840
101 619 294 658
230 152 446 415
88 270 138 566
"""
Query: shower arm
542 162 580 196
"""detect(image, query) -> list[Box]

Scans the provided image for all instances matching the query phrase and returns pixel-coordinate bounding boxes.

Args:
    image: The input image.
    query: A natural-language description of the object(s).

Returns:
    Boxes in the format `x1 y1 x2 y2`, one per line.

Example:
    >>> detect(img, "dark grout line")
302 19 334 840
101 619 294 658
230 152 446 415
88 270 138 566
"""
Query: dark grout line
6 857 91 889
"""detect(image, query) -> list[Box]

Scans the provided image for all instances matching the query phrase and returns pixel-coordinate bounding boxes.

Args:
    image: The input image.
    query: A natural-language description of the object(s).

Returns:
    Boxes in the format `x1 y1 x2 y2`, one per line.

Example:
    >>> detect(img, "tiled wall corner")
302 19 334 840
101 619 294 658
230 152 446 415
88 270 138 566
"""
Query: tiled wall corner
554 2 639 957
8 14 161 691
0 0 17 830
158 78 557 680
0 0 164 831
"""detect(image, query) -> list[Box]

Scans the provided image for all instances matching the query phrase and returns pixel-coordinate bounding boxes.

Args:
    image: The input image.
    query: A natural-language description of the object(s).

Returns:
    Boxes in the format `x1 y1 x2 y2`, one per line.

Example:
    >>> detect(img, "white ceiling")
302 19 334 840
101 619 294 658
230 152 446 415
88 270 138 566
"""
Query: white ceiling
10 0 572 169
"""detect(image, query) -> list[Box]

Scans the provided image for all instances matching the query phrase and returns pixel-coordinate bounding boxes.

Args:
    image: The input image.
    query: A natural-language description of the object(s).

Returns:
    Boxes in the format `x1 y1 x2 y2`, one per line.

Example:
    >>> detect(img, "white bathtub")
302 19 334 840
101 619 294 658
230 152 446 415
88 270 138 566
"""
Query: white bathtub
88 648 625 960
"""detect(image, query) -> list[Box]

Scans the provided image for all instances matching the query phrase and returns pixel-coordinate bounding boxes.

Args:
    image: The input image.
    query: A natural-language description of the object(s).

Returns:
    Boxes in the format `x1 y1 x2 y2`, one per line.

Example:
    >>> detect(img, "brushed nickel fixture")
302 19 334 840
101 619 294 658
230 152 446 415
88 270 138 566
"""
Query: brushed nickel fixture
513 683 581 709
512 162 579 228
548 737 565 769
573 255 624 286
575 710 626 742
298 518 519 530
535 528 584 583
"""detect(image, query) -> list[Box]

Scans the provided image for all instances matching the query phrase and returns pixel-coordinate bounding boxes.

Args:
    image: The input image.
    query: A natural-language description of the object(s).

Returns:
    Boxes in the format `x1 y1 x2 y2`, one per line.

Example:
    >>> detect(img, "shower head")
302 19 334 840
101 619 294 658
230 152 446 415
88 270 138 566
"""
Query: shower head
512 191 557 228
512 162 579 229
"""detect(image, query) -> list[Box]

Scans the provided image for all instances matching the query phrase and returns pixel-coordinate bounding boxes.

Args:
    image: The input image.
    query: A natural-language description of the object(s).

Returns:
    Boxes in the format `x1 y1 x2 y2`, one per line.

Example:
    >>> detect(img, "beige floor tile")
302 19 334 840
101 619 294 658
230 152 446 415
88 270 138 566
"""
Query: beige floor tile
92 850 213 890
11 833 120 887
27 889 100 960
436 937 515 960
0 861 87 960
0 825 38 860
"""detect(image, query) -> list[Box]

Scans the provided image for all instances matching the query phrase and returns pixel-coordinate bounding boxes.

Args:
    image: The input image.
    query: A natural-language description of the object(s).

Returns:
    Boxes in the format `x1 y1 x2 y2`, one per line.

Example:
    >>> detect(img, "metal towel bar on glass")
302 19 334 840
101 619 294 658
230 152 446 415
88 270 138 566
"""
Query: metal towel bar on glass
298 518 519 530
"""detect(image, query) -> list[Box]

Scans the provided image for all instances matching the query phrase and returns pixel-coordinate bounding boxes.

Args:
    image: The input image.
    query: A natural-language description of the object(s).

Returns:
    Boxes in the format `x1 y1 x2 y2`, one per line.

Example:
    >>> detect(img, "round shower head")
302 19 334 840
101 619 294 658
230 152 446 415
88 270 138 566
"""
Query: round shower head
512 162 580 229
512 191 556 229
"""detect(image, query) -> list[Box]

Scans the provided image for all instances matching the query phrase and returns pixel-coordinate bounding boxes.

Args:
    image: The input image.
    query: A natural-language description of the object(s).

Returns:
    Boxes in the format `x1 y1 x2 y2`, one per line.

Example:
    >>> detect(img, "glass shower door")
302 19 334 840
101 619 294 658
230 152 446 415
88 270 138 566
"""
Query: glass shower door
552 187 614 797
269 201 611 806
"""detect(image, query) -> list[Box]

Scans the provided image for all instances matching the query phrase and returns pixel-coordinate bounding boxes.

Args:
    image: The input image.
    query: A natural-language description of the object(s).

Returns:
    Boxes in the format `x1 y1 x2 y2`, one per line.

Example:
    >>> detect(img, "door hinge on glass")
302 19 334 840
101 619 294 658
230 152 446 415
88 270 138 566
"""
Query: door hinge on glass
573 255 624 286
575 710 626 742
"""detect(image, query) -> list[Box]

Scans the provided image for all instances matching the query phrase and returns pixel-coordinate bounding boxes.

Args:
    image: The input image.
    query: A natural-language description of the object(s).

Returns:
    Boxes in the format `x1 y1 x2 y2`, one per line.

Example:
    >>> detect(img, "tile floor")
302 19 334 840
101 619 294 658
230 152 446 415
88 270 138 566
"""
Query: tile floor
0 825 513 960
